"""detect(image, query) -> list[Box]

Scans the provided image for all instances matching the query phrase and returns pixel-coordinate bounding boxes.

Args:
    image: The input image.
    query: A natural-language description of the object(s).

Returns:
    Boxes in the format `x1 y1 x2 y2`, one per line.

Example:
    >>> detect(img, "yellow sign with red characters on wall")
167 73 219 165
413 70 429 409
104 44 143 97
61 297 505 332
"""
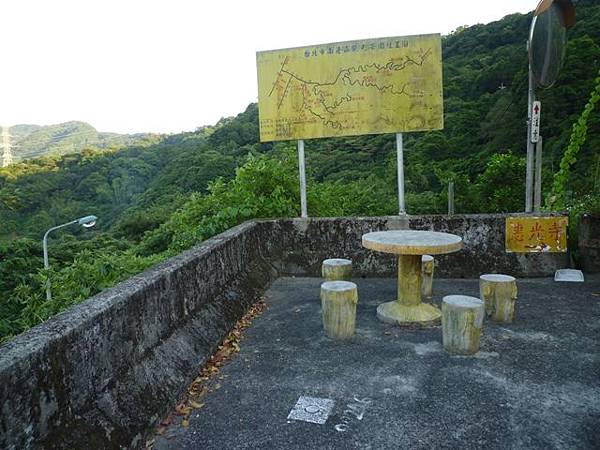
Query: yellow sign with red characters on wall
505 216 568 253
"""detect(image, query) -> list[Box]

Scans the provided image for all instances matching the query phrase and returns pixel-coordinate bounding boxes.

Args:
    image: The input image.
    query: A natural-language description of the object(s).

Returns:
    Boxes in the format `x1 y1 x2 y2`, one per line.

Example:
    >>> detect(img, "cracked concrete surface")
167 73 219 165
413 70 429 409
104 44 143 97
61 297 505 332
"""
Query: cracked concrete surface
155 276 600 450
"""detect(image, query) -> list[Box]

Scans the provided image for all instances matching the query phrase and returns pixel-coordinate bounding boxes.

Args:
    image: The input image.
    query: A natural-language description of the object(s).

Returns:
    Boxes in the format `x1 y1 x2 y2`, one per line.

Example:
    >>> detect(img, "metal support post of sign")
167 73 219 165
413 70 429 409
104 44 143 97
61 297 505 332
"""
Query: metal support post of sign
448 181 455 215
534 136 543 212
396 133 406 215
525 65 536 213
297 139 308 218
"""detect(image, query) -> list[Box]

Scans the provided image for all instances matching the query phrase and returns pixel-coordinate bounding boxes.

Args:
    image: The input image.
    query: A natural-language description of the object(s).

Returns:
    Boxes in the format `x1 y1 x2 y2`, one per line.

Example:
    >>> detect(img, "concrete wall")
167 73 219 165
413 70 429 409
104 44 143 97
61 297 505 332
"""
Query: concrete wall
266 213 568 278
0 214 568 449
0 222 276 450
261 216 408 277
408 214 568 277
579 213 600 273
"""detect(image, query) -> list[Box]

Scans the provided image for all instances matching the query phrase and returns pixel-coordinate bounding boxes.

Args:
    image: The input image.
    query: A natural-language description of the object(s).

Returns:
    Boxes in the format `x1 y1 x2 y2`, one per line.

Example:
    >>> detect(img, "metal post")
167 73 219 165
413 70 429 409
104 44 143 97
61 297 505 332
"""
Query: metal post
534 136 543 212
448 181 455 215
525 65 536 213
42 231 51 300
297 139 308 218
594 153 600 192
42 230 53 300
396 133 406 215
42 220 78 300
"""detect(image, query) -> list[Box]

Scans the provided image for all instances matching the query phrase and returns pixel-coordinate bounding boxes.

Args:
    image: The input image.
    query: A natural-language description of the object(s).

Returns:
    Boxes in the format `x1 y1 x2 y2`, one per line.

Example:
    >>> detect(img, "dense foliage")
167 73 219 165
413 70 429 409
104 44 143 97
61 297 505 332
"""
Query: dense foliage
549 70 600 209
1 2 599 342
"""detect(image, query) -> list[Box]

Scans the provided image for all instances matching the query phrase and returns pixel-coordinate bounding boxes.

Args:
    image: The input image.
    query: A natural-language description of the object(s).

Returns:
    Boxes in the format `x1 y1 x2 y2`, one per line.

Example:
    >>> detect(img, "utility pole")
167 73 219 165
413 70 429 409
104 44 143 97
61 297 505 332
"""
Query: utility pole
1 126 14 167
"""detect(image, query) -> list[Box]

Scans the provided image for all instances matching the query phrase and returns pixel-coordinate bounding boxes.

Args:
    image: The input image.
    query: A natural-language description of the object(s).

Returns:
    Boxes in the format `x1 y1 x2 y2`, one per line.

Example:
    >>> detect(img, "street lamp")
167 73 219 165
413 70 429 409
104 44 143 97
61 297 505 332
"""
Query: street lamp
42 215 98 300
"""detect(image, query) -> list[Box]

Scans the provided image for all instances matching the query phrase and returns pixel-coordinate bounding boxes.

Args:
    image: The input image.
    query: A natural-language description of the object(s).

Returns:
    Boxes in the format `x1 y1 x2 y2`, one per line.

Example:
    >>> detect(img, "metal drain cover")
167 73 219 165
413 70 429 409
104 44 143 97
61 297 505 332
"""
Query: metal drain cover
287 396 335 424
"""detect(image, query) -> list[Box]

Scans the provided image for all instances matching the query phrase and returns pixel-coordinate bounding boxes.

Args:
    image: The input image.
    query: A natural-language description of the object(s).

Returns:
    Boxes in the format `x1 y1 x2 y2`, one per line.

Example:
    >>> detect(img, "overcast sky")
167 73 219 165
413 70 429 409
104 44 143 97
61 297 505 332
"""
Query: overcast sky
0 0 535 134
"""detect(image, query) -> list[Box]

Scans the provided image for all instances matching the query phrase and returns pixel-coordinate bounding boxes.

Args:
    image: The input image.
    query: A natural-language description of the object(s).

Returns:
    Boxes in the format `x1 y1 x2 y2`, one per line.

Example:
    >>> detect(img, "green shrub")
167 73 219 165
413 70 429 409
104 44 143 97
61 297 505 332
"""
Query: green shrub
138 153 300 254
1 249 160 342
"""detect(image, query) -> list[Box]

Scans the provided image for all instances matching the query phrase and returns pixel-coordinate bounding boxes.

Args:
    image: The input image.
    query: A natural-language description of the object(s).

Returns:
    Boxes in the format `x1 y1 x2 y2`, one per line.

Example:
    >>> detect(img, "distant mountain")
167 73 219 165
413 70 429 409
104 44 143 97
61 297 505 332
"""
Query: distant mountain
7 121 159 163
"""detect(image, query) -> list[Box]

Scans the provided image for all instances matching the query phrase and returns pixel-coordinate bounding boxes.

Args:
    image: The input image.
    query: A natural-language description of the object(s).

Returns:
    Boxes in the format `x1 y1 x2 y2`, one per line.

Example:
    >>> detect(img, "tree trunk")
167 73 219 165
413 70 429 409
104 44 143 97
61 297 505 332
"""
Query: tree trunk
479 274 517 323
421 255 434 300
442 295 484 355
321 281 358 339
322 258 352 281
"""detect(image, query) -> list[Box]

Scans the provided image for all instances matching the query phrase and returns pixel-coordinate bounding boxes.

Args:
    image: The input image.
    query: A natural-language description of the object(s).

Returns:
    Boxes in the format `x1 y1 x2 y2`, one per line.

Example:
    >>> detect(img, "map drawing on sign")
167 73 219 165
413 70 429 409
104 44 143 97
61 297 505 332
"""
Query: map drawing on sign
256 34 443 142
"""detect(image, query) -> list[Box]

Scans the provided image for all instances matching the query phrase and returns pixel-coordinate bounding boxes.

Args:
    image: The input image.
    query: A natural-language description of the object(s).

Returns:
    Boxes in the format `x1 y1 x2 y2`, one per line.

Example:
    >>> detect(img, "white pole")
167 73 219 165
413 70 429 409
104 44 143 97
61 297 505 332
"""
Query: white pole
297 139 308 218
43 230 52 300
396 133 406 215
42 220 77 300
525 29 536 213
448 181 455 215
534 136 543 212
526 65 535 213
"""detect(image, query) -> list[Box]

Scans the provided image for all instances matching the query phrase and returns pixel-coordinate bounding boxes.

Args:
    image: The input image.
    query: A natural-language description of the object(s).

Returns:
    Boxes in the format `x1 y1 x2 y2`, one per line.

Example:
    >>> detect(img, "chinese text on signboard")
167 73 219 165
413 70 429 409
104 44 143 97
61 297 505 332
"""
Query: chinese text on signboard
256 34 443 142
505 216 568 253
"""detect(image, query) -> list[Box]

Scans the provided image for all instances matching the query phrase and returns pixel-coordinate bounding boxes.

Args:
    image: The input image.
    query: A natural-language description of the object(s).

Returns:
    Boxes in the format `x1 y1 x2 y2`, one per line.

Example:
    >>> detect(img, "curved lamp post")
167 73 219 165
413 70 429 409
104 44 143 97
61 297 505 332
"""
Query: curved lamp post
42 215 98 300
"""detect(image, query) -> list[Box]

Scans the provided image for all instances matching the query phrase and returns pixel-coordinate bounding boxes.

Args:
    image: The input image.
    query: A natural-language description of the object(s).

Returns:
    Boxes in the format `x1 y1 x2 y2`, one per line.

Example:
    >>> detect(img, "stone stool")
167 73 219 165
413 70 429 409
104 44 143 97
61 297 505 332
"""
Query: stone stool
479 274 518 323
320 281 358 339
421 255 434 300
322 258 352 281
442 295 485 355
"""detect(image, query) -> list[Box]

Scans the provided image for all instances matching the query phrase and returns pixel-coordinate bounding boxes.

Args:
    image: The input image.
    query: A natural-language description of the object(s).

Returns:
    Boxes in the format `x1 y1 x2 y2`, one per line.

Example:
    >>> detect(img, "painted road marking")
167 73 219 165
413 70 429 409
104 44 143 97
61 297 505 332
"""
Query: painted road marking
287 396 335 425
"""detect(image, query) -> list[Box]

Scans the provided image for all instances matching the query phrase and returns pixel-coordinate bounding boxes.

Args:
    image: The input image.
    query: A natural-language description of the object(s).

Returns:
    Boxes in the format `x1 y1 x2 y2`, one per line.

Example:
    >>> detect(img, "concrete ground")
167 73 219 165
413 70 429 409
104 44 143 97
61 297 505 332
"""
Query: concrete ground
155 275 600 450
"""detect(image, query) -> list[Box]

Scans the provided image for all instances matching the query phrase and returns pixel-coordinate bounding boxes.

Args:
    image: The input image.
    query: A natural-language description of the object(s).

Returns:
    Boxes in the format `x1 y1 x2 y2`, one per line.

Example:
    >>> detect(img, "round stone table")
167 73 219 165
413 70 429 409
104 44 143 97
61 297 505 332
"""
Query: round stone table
362 230 463 326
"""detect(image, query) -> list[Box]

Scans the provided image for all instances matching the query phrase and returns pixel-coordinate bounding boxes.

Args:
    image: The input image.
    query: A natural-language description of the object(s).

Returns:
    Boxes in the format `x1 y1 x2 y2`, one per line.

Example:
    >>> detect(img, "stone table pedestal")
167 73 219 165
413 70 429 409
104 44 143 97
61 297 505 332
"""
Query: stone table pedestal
362 230 463 326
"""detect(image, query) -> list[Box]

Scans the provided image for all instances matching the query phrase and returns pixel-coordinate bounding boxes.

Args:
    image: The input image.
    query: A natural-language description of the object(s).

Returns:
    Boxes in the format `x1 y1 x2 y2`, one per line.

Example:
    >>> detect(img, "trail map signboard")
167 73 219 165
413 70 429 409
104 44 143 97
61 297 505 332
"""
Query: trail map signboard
256 34 443 142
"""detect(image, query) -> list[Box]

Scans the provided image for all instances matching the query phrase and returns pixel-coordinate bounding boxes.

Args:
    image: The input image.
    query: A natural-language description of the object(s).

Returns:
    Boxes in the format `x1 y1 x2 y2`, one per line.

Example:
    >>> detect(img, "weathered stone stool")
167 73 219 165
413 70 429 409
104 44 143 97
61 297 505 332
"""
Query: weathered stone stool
322 258 352 281
479 274 518 323
442 295 485 355
421 255 434 300
320 281 358 339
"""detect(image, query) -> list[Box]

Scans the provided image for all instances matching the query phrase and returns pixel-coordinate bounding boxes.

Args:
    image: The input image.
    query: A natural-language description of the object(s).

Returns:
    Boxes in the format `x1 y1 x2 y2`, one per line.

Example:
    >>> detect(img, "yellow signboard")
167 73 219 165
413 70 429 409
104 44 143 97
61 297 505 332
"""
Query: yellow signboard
256 34 443 142
505 216 568 253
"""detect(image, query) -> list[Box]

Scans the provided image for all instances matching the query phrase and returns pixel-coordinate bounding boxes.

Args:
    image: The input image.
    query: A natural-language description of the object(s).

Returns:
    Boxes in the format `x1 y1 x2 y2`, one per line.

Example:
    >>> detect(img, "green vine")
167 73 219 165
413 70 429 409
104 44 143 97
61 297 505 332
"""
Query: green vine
548 70 600 209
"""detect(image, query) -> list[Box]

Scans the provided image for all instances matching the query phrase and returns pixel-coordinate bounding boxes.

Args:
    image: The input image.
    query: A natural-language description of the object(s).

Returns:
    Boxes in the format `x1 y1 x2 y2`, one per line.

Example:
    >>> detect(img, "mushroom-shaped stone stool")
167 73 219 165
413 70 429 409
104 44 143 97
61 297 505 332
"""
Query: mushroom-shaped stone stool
442 295 485 355
479 274 518 323
322 258 352 281
320 281 358 339
421 255 434 300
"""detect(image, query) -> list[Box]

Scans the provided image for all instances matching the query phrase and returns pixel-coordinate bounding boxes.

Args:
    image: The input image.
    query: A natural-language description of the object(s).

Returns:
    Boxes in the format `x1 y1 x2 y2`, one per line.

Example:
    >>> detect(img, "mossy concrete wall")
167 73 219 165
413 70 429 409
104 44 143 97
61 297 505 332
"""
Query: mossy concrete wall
0 214 568 449
267 213 568 278
262 215 408 276
408 214 568 277
579 213 600 273
0 222 276 450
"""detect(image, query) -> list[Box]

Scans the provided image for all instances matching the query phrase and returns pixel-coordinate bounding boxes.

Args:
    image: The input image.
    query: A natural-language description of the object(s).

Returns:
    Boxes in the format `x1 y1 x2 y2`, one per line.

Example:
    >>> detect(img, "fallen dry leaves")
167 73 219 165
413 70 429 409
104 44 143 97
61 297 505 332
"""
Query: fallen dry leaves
146 299 267 448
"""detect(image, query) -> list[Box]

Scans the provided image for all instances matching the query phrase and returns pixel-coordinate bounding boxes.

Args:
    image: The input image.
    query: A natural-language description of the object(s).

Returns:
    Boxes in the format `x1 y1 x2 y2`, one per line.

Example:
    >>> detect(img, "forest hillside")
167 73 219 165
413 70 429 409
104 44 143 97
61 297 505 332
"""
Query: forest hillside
5 121 158 164
0 0 599 341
